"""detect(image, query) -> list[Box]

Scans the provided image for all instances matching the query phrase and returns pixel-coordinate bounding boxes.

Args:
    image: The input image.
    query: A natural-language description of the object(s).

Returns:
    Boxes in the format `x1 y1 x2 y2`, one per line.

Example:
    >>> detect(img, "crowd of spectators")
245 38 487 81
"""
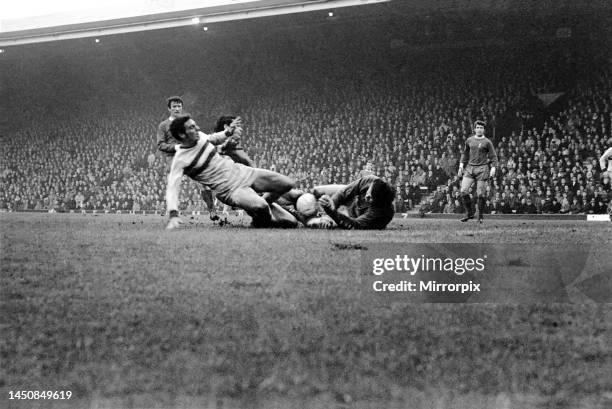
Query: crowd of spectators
1 38 611 216
417 53 612 216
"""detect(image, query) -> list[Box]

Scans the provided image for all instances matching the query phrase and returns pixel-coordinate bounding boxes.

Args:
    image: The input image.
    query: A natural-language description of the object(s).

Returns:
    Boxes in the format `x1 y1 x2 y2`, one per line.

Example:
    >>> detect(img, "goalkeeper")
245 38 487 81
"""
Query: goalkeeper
312 175 395 230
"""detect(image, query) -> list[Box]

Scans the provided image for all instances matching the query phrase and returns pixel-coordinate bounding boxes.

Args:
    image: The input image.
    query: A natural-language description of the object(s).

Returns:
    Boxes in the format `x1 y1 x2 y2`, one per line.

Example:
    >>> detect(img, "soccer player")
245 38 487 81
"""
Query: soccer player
457 120 498 223
213 115 255 218
157 96 218 220
311 175 395 230
214 115 255 167
599 140 612 181
165 114 298 229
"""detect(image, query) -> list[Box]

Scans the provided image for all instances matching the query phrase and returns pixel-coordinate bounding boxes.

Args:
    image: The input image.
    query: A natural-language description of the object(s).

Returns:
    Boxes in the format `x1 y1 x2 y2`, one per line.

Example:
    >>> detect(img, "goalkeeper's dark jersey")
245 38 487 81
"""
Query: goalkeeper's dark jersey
327 176 394 230
460 136 498 168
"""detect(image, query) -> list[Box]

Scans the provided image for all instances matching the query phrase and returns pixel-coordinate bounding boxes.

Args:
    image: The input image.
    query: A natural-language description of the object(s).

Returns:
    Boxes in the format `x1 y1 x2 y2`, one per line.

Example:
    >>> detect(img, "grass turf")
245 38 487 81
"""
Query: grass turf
1 213 611 409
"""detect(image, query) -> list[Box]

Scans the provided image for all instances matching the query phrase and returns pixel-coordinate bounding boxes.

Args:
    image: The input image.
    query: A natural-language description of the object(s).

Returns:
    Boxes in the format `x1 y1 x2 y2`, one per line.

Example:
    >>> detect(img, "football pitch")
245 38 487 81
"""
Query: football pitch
1 213 611 409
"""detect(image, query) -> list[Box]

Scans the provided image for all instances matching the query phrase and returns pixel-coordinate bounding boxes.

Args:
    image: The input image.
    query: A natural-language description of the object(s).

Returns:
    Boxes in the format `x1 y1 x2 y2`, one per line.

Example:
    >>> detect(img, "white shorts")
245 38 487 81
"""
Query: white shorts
192 154 256 203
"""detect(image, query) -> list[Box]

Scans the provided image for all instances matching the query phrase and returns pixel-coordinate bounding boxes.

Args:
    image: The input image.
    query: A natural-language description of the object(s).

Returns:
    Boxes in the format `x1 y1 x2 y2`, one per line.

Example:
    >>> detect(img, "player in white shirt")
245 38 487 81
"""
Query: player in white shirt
599 143 612 180
165 114 298 229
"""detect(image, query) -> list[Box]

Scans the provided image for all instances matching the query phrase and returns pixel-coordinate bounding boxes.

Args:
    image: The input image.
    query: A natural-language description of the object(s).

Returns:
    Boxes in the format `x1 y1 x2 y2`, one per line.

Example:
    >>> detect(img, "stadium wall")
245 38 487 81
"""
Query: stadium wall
2 209 609 221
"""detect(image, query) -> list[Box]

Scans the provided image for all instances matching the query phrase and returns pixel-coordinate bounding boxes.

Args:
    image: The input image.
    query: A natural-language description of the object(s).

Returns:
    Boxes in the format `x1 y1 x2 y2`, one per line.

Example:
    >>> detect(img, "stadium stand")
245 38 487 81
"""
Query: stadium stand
1 19 611 216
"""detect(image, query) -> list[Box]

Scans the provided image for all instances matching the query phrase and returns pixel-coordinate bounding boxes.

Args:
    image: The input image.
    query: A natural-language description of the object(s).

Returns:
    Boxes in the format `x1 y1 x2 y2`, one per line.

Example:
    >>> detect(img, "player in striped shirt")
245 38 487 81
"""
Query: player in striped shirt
458 120 498 223
165 114 298 229
157 96 218 220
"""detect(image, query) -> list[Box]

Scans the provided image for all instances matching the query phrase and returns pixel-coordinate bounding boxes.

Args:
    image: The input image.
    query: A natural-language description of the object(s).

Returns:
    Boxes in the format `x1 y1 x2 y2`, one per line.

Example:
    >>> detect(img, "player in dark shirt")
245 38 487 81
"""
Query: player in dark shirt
313 175 395 230
212 115 256 219
213 115 255 167
458 120 498 223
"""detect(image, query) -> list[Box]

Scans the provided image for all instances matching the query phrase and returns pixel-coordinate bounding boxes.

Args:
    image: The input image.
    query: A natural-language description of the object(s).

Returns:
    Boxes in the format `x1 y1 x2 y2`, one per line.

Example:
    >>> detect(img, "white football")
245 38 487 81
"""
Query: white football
296 193 318 218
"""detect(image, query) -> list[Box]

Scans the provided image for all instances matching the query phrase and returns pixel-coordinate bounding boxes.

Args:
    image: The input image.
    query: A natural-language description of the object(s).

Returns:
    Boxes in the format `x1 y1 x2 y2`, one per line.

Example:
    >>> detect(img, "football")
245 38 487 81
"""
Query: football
296 193 318 218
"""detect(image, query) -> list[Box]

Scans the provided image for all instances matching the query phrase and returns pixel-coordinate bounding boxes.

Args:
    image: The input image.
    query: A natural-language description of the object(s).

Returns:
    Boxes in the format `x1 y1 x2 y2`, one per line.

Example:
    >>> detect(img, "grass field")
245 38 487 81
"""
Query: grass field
1 213 611 409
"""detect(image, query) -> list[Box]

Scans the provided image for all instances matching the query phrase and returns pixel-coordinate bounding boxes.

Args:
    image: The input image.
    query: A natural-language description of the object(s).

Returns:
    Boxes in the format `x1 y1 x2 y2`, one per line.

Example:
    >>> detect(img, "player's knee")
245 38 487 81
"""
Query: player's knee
275 175 295 192
249 200 269 214
271 204 298 228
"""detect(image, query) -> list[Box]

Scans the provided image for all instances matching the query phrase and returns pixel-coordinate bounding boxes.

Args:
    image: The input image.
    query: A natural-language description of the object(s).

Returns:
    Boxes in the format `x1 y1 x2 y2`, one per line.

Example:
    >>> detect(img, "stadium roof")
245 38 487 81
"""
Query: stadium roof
0 0 389 46
1 0 609 47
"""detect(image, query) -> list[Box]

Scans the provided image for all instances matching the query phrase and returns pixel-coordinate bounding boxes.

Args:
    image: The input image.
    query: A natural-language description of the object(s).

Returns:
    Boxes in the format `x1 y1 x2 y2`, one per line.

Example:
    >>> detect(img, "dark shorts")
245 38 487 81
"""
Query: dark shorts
464 164 490 181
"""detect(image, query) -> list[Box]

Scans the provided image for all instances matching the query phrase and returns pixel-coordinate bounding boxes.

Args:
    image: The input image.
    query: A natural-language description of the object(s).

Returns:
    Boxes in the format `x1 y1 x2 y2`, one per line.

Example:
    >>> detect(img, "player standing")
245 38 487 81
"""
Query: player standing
458 120 498 223
157 96 219 220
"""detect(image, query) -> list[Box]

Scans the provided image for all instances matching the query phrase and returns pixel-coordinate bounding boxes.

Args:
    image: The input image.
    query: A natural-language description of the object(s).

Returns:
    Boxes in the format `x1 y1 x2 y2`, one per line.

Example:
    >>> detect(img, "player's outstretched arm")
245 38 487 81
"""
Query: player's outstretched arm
319 195 360 229
207 117 244 145
330 176 376 208
487 139 499 170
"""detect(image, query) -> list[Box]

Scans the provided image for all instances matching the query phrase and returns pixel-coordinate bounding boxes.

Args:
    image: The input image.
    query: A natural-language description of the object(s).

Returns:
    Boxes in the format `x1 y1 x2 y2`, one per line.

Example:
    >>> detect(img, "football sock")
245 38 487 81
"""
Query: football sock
201 189 215 212
249 204 273 227
462 194 473 216
477 196 485 218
